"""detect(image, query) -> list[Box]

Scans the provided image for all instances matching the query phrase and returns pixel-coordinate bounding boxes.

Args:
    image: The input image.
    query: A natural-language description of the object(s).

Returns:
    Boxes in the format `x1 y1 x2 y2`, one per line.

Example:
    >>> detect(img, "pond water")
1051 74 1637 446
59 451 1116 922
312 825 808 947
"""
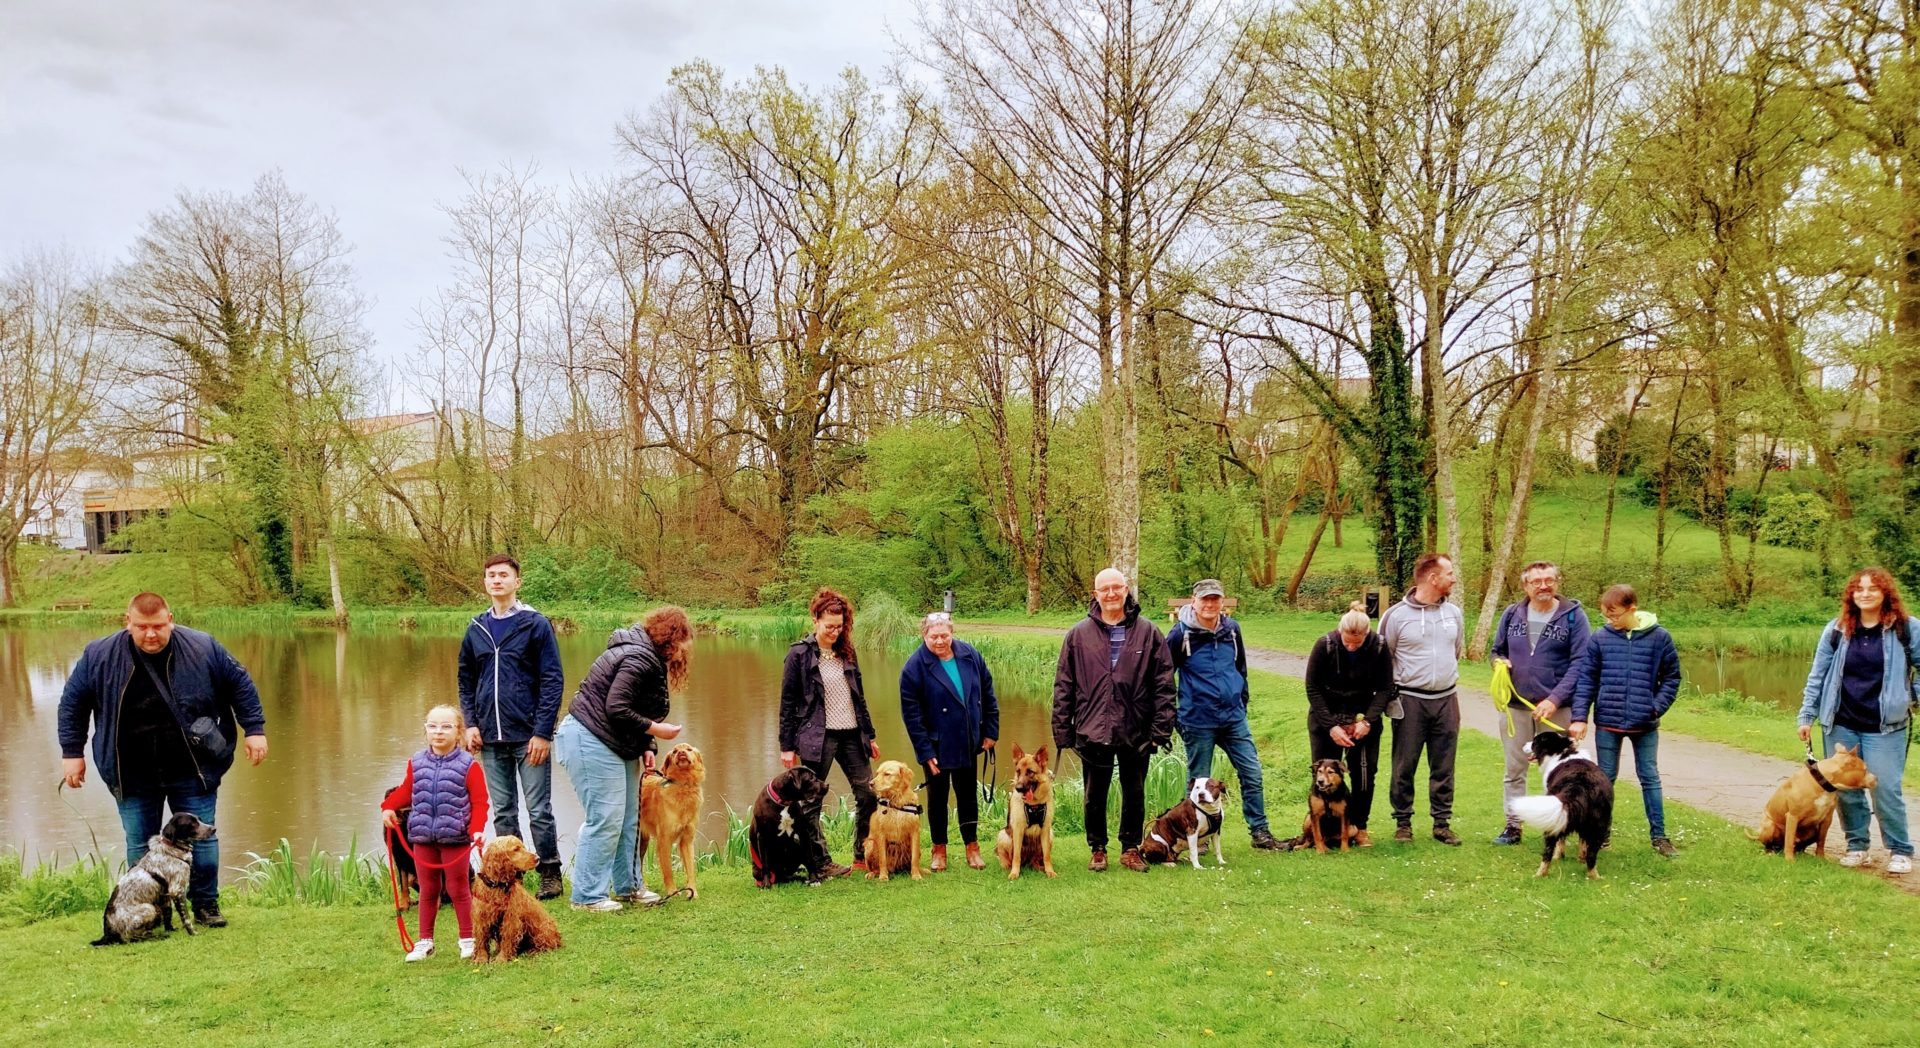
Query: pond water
0 625 1053 865
1682 651 1812 711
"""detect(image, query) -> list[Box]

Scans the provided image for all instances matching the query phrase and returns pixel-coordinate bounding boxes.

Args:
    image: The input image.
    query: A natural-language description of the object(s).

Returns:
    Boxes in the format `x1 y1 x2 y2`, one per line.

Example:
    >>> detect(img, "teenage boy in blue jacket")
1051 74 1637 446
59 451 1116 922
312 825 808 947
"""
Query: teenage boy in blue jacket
1570 583 1682 857
1489 561 1591 845
1168 580 1281 850
460 554 567 897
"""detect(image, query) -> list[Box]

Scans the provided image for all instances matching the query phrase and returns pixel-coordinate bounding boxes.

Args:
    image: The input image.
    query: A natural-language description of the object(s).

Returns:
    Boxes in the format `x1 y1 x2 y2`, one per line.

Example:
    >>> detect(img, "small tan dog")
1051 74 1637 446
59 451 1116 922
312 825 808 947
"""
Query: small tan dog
640 743 706 898
995 744 1056 879
863 759 925 880
471 836 562 963
1752 745 1878 862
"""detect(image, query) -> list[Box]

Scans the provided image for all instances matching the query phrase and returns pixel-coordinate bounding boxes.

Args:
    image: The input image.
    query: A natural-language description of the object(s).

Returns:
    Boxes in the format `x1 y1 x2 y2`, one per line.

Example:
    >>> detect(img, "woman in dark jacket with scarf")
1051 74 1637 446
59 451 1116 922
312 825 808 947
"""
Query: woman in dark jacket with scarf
552 607 689 911
1302 602 1394 845
778 588 877 876
900 612 999 871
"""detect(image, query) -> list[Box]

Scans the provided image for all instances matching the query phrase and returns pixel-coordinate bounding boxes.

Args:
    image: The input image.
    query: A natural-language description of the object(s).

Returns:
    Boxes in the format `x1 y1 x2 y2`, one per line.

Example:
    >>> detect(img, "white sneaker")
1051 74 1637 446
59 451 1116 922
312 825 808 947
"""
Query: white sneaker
624 888 662 905
570 898 623 912
1840 850 1871 868
457 937 475 959
404 938 435 962
1888 855 1913 875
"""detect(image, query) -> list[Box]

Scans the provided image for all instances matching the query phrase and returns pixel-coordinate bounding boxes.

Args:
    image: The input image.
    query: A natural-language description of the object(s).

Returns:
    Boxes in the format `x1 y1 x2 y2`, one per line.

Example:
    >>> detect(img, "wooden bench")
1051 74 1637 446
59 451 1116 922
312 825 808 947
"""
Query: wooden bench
52 598 93 611
1167 596 1238 621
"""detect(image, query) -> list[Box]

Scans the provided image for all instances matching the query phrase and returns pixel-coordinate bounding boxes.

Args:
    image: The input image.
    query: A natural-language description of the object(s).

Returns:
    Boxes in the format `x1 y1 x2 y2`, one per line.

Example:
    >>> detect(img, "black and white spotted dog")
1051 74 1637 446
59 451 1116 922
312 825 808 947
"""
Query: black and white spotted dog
93 812 215 945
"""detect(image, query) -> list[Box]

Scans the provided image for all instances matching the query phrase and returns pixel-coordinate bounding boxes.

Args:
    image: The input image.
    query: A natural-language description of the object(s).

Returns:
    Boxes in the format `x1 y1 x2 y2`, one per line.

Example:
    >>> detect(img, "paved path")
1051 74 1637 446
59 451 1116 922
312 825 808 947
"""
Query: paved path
974 622 1920 890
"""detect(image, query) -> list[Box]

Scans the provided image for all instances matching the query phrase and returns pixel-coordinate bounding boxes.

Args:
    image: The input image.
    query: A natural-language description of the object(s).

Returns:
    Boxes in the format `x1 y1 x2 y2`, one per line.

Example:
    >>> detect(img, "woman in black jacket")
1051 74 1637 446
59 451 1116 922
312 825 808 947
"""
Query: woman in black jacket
1302 602 1395 845
778 588 877 876
552 607 688 911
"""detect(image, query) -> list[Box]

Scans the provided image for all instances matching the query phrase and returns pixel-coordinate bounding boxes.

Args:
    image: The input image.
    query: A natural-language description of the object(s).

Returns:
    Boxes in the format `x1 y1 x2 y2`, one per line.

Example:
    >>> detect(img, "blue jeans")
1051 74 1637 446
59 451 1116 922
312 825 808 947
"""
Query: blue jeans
477 740 559 865
117 782 220 909
552 717 641 904
1826 724 1913 856
1595 729 1666 841
1180 718 1269 834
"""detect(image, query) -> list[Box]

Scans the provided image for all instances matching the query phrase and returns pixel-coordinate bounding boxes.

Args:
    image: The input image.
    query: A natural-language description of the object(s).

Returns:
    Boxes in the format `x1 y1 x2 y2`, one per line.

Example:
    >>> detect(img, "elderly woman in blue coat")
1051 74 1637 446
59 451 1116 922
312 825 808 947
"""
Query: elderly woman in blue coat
900 612 999 871
1797 566 1920 875
1570 584 1682 857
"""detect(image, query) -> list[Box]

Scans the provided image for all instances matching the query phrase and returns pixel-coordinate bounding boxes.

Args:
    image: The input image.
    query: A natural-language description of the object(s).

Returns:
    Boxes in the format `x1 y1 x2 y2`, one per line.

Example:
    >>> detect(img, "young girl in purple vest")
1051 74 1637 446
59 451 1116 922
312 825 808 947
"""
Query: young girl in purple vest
382 704 491 961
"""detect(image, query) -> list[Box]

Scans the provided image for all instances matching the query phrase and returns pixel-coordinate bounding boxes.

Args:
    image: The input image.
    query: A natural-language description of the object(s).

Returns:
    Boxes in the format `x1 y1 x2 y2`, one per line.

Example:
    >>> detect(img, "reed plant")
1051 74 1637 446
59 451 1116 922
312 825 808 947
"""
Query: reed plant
233 837 389 907
0 850 114 926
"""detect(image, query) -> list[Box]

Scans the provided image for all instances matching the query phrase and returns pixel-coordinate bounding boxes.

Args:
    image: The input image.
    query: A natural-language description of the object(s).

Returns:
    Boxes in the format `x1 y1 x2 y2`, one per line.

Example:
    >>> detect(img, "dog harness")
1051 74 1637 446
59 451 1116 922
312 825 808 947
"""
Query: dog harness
876 797 923 815
1150 807 1225 850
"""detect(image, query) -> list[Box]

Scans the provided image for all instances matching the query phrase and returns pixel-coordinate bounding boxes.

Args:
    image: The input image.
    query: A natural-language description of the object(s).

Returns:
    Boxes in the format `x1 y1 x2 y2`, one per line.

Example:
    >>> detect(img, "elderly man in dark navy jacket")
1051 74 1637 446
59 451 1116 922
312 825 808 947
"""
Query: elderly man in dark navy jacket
58 591 268 927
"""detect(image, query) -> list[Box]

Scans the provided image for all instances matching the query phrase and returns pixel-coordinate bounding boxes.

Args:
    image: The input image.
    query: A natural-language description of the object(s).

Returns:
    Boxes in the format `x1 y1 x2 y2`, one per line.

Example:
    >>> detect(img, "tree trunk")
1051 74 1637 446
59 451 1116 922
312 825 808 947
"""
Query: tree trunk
1598 378 1646 563
1652 375 1689 596
1471 353 1557 657
326 533 347 622
1286 500 1333 606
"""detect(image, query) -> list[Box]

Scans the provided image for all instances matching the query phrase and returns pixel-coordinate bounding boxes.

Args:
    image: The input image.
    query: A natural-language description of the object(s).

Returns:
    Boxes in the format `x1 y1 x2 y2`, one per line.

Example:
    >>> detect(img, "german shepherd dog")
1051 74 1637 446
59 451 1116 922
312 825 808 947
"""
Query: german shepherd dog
94 813 216 945
994 744 1056 879
1282 759 1358 853
1510 731 1614 879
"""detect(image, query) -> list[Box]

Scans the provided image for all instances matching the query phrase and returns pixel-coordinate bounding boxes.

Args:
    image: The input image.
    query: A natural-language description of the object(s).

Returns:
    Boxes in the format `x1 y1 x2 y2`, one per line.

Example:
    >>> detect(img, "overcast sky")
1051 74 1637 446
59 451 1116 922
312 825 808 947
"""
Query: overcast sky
1 0 904 379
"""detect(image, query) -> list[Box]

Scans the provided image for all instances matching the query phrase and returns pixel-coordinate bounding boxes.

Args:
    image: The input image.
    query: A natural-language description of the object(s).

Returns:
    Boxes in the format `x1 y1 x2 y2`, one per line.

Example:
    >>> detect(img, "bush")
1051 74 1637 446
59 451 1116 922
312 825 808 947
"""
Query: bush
515 545 645 606
1758 492 1833 551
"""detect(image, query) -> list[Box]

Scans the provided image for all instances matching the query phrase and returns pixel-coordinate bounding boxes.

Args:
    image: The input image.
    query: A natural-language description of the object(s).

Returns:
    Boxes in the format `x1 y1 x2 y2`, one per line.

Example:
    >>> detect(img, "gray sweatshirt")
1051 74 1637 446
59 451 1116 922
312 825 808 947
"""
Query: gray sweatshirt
1379 592 1463 701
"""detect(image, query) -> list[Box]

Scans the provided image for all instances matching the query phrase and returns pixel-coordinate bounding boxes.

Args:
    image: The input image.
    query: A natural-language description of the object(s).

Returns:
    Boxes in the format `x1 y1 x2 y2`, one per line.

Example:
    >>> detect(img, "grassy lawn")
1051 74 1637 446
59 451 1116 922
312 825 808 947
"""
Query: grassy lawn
5 664 1914 1046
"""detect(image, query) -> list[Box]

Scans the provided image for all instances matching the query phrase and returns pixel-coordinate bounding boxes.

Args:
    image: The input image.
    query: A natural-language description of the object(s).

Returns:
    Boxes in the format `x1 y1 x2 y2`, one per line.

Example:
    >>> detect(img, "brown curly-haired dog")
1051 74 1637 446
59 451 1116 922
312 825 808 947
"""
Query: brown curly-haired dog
471 836 562 963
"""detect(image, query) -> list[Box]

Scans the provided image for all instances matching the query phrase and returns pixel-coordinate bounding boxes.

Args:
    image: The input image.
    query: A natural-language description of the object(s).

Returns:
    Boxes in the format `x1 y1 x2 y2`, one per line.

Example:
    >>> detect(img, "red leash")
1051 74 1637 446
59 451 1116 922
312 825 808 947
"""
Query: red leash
383 827 475 953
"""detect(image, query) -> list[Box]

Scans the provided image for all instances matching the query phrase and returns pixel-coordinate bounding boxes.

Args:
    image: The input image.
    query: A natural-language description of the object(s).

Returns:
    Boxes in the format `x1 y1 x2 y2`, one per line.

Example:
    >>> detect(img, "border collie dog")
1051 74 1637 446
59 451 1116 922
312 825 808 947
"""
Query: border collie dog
1509 732 1614 880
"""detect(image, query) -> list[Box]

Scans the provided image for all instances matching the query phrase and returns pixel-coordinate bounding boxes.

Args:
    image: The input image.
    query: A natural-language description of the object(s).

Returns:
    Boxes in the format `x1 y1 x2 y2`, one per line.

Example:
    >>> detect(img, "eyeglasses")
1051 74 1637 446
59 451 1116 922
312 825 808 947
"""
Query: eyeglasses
424 722 459 731
924 612 952 625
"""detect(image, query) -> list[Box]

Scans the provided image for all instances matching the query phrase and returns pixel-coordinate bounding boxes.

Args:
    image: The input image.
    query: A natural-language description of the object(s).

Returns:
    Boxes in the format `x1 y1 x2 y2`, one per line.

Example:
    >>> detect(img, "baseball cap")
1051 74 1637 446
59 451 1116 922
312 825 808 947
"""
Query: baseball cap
1192 579 1225 598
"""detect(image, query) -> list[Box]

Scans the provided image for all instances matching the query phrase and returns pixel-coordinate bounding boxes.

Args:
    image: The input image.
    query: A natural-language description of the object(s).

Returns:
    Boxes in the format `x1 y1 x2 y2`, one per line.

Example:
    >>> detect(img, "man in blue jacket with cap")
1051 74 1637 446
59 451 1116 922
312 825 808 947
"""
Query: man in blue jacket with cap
1168 580 1281 850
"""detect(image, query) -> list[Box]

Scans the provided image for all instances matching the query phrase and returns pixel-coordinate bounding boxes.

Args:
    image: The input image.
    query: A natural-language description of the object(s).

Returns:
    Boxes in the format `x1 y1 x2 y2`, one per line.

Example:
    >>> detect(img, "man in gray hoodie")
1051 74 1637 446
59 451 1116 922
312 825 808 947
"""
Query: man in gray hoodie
1380 553 1465 845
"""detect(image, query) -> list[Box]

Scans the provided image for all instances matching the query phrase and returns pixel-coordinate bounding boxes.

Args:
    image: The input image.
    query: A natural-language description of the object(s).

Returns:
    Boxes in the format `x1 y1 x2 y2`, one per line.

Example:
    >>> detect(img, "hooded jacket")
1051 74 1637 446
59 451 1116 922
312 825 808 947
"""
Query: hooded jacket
566 626 670 761
458 601 565 744
1798 616 1920 734
1051 594 1177 753
1304 629 1394 732
57 625 268 799
1570 610 1682 732
778 635 875 764
1378 592 1464 700
1489 598 1592 706
899 639 1000 768
1166 605 1250 731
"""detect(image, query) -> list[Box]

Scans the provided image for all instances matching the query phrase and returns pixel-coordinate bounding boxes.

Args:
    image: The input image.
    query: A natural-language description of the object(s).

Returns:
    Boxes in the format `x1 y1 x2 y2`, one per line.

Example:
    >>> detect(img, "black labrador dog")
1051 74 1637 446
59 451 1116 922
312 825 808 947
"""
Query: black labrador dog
94 812 215 945
749 767 831 888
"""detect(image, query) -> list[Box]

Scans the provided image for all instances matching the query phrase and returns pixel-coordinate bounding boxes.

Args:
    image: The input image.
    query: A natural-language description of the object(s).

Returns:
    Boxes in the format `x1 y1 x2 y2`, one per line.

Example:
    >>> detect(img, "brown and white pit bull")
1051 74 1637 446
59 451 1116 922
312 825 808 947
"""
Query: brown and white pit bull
1140 778 1228 869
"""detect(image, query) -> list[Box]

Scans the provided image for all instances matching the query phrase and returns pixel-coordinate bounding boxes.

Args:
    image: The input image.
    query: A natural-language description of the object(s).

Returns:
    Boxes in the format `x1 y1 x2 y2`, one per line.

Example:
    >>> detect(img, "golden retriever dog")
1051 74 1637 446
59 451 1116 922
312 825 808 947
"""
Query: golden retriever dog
640 743 706 898
863 759 924 881
1752 745 1878 862
471 836 562 963
994 744 1056 879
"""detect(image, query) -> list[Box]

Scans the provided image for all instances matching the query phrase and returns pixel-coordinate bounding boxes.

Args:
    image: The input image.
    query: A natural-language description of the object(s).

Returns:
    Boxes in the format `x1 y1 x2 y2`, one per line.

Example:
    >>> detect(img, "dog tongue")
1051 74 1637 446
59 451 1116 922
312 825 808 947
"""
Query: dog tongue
1023 790 1036 804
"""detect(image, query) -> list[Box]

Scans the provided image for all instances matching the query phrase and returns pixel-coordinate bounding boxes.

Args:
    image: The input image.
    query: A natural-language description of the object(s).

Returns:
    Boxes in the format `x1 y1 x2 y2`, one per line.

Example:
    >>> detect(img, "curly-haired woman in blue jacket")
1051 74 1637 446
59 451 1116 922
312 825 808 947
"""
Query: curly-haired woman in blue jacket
1570 584 1682 857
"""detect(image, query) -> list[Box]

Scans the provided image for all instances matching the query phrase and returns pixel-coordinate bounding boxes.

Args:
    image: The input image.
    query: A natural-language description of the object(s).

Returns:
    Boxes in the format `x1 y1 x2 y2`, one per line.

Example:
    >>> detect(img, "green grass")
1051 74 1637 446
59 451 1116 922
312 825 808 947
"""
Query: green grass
7 667 1917 1045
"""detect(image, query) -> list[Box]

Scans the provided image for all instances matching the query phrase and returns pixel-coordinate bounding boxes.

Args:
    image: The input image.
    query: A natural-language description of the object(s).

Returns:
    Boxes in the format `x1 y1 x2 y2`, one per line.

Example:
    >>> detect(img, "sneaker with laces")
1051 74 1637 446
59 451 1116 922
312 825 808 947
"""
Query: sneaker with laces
1393 823 1413 843
1840 850 1871 868
457 937 475 960
1652 837 1677 858
817 862 854 880
1118 848 1149 873
1088 849 1108 872
1491 825 1523 846
1432 825 1462 847
617 888 663 905
1888 855 1913 875
1249 829 1283 850
570 898 624 912
404 938 435 963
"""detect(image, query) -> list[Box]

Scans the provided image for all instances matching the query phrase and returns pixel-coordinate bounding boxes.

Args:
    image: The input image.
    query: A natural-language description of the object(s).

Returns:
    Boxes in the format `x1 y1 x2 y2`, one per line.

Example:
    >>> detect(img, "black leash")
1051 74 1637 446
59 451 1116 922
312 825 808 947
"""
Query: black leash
639 886 697 909
977 747 996 807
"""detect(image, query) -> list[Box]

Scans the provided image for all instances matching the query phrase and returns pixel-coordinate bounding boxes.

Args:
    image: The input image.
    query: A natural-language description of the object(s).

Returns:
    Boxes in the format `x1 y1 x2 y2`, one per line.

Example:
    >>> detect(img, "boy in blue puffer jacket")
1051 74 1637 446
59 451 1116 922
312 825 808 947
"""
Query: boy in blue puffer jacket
1570 584 1682 857
1168 580 1281 850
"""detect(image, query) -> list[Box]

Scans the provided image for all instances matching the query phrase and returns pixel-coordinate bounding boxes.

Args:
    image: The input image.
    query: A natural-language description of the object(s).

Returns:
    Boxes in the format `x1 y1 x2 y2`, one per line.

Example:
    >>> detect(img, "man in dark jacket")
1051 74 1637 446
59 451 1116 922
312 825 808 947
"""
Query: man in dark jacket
1488 561 1591 845
58 592 268 927
459 554 566 897
1052 567 1177 873
1167 580 1280 850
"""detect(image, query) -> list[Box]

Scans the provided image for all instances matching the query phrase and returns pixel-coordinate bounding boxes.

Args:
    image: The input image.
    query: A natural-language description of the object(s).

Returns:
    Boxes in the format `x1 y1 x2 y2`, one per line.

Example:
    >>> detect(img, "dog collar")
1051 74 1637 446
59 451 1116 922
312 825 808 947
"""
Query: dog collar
478 872 518 891
877 798 922 815
1805 758 1838 793
768 783 786 805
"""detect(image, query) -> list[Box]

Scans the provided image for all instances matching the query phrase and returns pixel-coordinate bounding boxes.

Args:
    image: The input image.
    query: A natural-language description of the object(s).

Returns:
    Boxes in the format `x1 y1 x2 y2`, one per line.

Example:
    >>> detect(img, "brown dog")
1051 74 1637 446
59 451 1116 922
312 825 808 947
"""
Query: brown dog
471 836 562 963
639 743 706 898
1141 778 1229 868
1282 759 1357 853
863 760 925 881
994 744 1056 879
1752 745 1878 861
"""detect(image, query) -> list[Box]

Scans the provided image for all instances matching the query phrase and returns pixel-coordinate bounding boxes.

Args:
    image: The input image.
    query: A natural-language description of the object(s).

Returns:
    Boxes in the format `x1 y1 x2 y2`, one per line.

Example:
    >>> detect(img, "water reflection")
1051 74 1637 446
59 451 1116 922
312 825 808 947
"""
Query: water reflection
0 626 1054 865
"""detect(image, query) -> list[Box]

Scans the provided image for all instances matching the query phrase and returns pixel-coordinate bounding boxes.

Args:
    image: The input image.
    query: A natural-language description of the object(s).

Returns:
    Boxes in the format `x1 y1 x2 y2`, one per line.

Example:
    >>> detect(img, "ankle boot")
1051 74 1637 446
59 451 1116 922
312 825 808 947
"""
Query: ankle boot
930 845 948 872
964 843 985 869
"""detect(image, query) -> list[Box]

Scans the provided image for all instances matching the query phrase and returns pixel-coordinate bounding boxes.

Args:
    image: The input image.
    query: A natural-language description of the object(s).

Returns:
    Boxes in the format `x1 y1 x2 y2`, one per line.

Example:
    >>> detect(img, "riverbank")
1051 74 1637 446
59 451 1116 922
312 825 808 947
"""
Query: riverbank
5 665 1916 1045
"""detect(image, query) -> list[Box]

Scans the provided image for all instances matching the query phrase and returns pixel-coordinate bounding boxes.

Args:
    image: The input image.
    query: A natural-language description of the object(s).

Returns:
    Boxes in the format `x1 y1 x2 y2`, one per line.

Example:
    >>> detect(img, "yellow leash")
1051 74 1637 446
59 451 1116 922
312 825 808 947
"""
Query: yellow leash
1490 662 1567 737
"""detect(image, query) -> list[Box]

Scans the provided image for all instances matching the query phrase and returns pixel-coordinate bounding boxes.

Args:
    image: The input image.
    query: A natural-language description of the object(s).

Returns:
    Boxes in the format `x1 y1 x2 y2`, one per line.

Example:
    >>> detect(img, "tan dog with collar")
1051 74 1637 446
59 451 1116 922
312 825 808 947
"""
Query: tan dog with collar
1752 745 1877 861
864 760 925 880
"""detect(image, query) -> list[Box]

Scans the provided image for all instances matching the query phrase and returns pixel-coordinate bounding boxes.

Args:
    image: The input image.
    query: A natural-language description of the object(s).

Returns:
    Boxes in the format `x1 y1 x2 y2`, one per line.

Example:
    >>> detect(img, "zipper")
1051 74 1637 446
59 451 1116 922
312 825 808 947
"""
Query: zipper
112 657 131 799
489 615 504 743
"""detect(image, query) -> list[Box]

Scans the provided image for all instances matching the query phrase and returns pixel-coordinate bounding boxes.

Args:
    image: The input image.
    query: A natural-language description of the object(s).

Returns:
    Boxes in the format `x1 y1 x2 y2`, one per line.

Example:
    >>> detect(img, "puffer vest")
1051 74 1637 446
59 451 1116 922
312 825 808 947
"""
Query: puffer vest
408 748 476 845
